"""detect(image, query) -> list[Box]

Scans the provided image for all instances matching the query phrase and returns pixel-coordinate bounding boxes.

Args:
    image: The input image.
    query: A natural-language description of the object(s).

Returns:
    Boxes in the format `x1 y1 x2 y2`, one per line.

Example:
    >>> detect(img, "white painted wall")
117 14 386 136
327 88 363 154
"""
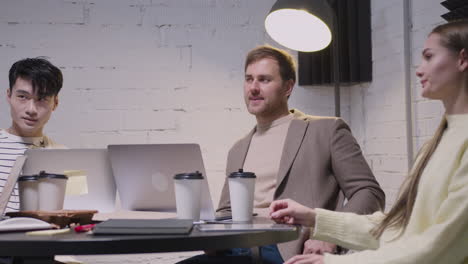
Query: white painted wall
347 0 446 209
0 0 449 262
0 0 344 209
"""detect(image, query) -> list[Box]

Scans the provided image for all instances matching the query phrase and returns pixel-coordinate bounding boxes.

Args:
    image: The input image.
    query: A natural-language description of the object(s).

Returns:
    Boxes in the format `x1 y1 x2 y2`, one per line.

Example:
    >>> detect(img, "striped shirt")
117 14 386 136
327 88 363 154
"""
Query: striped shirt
0 129 61 212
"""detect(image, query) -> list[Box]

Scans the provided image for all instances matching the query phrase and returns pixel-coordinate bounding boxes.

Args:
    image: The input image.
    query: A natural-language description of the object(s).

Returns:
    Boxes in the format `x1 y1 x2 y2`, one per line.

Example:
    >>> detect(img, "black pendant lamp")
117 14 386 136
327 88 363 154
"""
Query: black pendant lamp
265 0 341 116
265 0 334 52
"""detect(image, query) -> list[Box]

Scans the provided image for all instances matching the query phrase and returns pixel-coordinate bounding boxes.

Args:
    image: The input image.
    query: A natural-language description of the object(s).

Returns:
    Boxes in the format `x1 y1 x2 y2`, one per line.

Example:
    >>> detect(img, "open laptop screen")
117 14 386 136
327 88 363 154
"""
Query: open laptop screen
108 144 215 220
22 149 116 213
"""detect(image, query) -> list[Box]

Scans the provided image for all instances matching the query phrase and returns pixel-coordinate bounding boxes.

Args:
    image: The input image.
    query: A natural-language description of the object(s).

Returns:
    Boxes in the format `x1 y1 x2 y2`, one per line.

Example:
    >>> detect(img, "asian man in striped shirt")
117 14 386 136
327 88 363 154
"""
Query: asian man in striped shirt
0 58 64 212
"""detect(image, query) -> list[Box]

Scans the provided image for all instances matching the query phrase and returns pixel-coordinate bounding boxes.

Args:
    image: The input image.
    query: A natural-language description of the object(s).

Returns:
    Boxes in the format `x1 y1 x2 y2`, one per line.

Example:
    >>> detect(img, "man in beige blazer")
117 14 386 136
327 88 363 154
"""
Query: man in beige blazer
179 46 384 264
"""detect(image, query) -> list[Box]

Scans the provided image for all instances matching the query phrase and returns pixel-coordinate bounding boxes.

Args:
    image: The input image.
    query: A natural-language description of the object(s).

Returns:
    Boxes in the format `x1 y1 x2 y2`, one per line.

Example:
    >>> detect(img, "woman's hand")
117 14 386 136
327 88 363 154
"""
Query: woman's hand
269 199 316 227
284 254 325 264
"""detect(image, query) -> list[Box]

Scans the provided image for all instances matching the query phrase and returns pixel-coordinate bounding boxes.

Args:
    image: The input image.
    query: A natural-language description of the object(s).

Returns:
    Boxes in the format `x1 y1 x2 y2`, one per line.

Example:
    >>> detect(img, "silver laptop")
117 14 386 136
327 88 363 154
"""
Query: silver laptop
22 149 116 213
0 156 26 216
108 144 215 220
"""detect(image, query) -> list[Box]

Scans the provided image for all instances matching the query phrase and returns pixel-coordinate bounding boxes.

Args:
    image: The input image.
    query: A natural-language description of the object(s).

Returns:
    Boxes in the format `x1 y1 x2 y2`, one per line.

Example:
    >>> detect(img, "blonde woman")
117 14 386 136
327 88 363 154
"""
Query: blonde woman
269 20 468 264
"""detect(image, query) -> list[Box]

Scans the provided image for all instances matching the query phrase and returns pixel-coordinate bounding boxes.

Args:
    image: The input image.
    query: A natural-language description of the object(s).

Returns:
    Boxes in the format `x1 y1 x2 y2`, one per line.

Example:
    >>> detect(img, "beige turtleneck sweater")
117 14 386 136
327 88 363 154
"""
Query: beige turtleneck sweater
243 114 294 216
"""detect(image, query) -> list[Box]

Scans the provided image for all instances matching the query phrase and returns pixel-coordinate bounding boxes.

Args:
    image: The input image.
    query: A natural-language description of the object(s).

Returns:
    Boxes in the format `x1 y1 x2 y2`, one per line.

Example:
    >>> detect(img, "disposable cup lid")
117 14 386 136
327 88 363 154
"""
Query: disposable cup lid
18 175 38 182
37 170 68 180
228 169 256 178
174 171 204 180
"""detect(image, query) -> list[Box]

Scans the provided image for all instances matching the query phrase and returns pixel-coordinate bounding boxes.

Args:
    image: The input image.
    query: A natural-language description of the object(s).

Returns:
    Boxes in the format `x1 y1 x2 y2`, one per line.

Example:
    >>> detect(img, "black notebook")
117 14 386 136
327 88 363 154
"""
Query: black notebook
93 218 193 235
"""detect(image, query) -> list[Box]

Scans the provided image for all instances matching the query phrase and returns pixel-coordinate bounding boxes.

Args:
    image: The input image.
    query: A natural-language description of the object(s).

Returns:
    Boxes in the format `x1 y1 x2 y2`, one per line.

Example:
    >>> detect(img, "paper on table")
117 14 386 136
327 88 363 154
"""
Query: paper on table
26 228 70 236
197 223 297 232
64 170 88 196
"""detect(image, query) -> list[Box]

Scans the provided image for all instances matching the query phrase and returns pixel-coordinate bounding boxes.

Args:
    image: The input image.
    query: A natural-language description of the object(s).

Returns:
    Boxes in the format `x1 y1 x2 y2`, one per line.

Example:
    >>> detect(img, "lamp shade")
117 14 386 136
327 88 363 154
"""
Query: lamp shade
265 0 334 52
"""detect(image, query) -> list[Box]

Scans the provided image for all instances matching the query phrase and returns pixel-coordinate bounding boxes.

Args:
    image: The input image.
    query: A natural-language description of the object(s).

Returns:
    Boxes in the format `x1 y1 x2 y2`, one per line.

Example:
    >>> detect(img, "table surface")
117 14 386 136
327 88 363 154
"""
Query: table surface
0 222 300 257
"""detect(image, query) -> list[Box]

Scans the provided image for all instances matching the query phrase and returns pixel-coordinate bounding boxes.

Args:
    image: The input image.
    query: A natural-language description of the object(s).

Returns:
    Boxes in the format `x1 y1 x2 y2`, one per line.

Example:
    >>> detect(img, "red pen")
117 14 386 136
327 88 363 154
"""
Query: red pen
74 224 96 233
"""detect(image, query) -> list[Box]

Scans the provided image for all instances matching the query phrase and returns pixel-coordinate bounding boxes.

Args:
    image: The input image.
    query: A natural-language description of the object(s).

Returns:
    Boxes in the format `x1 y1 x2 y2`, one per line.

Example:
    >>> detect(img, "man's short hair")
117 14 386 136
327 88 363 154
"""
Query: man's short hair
244 45 296 82
8 57 63 99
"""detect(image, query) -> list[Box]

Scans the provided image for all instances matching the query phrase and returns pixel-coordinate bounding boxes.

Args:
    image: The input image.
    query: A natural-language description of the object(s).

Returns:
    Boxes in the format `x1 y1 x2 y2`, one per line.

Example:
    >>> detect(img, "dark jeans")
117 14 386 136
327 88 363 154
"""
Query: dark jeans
177 244 283 264
0 257 11 264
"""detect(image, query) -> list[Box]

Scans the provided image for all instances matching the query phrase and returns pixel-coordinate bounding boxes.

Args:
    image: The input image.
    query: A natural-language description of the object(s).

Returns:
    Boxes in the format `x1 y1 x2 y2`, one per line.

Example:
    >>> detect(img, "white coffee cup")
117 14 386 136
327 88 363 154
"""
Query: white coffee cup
37 171 68 211
173 171 203 221
18 175 39 211
228 169 256 222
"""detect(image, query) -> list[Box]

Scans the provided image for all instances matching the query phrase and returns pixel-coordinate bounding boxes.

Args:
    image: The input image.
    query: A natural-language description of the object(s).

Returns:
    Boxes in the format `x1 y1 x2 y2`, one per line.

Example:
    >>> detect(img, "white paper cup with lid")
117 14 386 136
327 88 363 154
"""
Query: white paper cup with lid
173 171 204 221
228 169 256 222
18 175 39 211
37 171 68 211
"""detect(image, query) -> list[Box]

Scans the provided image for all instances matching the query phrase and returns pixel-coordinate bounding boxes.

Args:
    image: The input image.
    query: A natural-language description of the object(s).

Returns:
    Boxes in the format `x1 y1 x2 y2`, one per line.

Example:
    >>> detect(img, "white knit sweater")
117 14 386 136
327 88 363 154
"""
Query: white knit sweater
312 114 468 264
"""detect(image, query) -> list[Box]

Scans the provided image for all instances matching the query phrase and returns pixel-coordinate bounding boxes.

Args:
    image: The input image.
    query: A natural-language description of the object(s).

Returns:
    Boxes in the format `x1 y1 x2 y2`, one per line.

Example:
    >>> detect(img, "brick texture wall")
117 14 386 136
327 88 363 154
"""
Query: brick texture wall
0 0 343 208
348 0 447 208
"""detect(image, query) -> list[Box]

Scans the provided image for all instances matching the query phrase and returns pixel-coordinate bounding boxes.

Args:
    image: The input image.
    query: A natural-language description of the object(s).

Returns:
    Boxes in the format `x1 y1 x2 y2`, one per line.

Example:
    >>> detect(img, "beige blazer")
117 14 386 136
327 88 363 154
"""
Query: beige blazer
217 109 385 260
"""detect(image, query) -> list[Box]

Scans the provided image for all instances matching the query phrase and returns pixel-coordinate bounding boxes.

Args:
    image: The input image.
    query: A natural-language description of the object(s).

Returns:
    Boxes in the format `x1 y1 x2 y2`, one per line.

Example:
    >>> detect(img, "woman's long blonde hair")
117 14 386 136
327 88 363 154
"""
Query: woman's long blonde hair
372 19 468 238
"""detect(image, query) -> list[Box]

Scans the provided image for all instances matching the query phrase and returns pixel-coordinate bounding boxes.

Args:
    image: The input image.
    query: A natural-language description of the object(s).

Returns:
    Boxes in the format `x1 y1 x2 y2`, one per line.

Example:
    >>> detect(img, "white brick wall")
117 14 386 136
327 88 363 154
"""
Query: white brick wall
410 0 447 152
0 0 345 207
0 1 322 262
0 0 450 262
348 0 447 208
